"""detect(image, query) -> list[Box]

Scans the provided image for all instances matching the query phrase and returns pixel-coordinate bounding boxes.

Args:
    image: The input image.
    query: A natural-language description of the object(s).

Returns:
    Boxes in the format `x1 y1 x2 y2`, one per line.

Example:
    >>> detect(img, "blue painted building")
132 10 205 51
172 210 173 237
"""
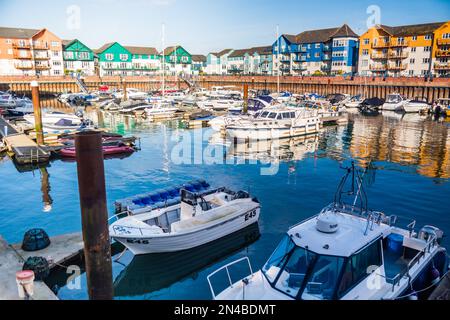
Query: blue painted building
273 24 359 76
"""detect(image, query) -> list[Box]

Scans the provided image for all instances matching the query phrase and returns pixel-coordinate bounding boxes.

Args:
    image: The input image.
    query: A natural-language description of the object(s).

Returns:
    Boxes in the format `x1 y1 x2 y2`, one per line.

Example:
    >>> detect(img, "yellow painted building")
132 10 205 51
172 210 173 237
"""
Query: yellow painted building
358 22 449 77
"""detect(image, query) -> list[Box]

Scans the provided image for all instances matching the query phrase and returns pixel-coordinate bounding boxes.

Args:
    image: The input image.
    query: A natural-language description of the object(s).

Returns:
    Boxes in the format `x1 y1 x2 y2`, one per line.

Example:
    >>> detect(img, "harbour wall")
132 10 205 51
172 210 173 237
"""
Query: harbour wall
0 75 449 103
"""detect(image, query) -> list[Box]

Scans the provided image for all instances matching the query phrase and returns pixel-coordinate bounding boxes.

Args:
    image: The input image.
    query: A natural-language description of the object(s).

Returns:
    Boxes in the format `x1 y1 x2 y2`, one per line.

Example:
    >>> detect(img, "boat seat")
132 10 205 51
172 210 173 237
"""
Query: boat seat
171 206 238 233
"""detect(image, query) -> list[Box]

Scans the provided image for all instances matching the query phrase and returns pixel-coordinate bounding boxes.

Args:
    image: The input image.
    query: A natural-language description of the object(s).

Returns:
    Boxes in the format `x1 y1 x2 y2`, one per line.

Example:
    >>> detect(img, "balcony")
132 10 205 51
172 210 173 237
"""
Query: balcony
321 64 331 71
32 43 49 50
389 40 408 47
292 64 306 71
372 42 390 49
434 63 450 70
323 45 331 51
34 54 50 60
437 38 450 46
369 64 387 71
436 50 450 57
14 63 33 70
280 56 291 62
12 42 31 49
323 55 331 61
388 51 408 59
388 64 407 70
13 53 32 59
371 53 388 59
35 63 51 70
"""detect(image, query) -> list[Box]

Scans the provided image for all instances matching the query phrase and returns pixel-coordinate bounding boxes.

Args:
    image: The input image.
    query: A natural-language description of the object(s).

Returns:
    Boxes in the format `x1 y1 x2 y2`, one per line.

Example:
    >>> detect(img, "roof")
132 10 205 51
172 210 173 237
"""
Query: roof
251 46 272 55
124 46 158 55
377 22 446 37
0 26 41 39
295 25 358 44
210 49 233 57
228 48 250 58
332 24 359 38
94 42 115 54
161 46 179 55
191 54 206 62
282 34 297 43
288 209 391 257
62 39 74 47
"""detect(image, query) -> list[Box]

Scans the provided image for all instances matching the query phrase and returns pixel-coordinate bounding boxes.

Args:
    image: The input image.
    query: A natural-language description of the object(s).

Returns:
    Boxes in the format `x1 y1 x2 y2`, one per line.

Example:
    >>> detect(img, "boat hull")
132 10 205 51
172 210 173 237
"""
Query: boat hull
226 123 320 141
112 207 260 255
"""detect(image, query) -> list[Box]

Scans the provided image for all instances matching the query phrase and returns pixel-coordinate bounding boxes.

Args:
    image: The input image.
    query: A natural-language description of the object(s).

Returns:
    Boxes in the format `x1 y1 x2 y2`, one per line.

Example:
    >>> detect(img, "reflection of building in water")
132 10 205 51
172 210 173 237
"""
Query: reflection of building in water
227 134 319 164
349 114 450 179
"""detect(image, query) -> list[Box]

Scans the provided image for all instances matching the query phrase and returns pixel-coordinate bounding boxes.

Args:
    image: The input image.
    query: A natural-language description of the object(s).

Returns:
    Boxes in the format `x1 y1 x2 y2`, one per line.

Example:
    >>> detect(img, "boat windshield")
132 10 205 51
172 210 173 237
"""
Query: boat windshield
386 95 402 103
262 235 345 300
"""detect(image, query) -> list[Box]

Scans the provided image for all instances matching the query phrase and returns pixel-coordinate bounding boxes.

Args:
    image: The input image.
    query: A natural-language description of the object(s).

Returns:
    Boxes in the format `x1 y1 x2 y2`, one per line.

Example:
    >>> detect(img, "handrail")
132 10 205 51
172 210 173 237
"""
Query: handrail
207 257 254 300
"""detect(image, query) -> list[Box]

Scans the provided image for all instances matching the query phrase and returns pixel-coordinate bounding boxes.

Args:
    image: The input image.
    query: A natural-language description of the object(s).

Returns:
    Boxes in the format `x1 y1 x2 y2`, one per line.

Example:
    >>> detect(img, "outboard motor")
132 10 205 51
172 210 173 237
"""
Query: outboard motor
418 225 444 245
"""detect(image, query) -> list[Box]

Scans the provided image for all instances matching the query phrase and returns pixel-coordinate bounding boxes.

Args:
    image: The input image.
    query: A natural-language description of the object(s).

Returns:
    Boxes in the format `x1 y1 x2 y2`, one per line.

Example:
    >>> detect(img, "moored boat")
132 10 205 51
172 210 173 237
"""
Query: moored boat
110 181 261 255
59 145 135 158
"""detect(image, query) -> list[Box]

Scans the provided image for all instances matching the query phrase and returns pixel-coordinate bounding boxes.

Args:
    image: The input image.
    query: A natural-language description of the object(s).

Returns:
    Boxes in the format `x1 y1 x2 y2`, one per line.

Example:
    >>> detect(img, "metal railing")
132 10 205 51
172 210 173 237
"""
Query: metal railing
207 257 254 300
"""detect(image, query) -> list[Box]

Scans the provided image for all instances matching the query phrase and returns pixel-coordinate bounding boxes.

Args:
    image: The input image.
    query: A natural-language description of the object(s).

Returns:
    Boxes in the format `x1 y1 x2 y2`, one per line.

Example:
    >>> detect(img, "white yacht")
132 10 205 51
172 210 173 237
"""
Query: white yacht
110 181 261 255
208 163 448 300
401 99 430 113
113 88 148 100
24 111 83 130
382 93 408 111
144 102 178 120
225 108 321 141
212 99 243 111
344 95 364 109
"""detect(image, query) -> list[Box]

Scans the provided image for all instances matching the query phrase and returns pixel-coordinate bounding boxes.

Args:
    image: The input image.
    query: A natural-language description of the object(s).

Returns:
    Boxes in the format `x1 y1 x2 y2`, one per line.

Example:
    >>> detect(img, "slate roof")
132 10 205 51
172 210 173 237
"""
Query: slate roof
124 46 159 55
0 26 41 39
191 54 207 62
295 24 358 44
377 22 445 37
94 42 115 54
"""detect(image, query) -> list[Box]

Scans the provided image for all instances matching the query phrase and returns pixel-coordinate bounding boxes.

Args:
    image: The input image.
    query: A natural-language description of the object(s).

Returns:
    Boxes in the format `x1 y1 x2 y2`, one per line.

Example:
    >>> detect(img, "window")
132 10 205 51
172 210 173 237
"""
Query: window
52 50 59 57
105 53 114 60
315 43 320 48
315 53 320 58
82 61 90 68
424 46 431 52
424 34 432 40
7 49 12 55
362 49 369 55
64 51 74 59
412 36 417 41
120 54 128 61
181 56 188 63
53 70 61 75
53 61 61 66
423 58 430 64
268 112 277 119
411 47 416 52
78 52 89 60
51 41 59 47
410 58 415 64
337 240 382 298
6 39 12 44
443 33 450 39
363 39 369 45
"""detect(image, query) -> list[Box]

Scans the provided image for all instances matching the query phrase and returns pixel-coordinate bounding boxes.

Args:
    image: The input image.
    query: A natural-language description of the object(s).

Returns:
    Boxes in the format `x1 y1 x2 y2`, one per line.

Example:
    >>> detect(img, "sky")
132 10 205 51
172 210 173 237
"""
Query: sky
0 0 449 54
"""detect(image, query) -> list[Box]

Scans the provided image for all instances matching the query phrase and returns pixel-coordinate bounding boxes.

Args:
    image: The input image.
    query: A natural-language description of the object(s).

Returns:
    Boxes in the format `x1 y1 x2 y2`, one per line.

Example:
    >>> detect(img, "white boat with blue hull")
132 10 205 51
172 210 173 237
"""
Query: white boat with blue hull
208 163 448 300
110 183 261 255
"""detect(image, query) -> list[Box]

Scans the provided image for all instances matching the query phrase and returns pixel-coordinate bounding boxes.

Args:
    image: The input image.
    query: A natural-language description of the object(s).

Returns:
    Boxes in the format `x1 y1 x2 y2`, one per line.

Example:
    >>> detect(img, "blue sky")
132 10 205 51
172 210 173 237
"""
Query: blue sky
0 0 449 54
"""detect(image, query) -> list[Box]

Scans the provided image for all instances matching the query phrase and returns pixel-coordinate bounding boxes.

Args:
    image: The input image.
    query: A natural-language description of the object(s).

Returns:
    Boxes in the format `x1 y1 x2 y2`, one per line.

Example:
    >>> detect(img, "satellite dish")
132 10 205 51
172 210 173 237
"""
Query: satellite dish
316 214 339 233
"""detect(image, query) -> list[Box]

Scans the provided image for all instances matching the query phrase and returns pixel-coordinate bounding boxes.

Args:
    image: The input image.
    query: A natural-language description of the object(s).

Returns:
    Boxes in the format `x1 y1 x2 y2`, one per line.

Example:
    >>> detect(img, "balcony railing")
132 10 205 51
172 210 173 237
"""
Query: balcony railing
388 64 407 70
434 63 450 70
436 50 450 57
14 63 33 70
371 53 388 59
32 44 49 50
372 42 390 49
12 42 31 49
292 64 306 70
13 53 32 59
34 54 50 60
323 55 331 60
35 64 51 70
323 45 331 51
369 64 387 71
280 56 291 62
388 51 408 59
389 40 408 47
437 38 450 46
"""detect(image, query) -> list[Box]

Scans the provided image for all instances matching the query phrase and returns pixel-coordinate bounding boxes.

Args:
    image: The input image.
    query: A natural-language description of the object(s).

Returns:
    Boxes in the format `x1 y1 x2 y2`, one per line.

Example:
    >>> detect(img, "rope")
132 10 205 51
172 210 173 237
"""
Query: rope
394 268 450 300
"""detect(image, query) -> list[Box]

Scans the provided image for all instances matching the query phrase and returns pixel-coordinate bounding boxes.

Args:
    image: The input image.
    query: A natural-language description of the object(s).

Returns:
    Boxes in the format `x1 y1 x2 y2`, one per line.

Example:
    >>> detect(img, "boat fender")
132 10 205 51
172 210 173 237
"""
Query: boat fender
430 265 441 286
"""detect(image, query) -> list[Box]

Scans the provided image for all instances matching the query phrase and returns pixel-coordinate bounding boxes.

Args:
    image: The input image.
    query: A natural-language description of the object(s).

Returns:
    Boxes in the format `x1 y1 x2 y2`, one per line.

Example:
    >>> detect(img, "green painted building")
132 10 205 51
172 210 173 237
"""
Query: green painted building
124 46 160 76
95 42 133 76
62 39 95 76
161 46 192 75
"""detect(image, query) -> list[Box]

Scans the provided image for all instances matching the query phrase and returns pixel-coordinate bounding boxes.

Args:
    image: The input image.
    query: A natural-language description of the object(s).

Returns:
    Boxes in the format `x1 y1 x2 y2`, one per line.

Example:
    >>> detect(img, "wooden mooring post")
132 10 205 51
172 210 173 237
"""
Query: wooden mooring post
75 131 113 300
31 81 44 145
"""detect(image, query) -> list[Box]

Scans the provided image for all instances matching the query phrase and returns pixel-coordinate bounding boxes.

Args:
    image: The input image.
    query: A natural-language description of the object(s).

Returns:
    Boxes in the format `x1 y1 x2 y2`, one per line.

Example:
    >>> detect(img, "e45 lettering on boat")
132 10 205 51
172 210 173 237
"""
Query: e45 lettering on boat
126 239 149 245
245 210 257 221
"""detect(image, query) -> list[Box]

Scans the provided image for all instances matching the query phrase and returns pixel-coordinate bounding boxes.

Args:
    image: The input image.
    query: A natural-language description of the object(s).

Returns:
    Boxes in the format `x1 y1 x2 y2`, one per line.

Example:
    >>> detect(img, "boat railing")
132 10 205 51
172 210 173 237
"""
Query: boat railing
207 257 254 300
110 224 145 236
385 234 438 292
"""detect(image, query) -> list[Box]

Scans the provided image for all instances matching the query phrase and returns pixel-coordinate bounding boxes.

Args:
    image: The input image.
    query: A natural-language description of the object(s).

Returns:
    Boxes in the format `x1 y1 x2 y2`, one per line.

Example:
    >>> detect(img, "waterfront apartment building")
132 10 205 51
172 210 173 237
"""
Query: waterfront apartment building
0 27 64 76
95 42 133 77
225 46 273 75
272 24 359 76
62 39 95 76
161 46 192 76
125 46 160 76
191 54 207 75
358 22 450 77
205 49 233 75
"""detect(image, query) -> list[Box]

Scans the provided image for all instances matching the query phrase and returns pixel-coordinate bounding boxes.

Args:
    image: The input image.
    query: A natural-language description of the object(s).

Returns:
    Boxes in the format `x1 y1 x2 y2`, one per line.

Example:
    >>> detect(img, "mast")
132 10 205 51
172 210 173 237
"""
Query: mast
162 23 166 97
276 24 280 94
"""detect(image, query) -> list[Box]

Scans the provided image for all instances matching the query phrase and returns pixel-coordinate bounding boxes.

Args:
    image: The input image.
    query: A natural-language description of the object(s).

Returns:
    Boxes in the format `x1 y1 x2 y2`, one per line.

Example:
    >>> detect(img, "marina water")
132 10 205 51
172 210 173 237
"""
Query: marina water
1 109 449 299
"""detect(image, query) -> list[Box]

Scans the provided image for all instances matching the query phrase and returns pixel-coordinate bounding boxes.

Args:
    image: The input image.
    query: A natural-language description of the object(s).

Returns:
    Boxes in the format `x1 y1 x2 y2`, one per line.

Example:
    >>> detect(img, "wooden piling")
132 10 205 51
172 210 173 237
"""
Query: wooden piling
75 131 113 300
31 81 44 145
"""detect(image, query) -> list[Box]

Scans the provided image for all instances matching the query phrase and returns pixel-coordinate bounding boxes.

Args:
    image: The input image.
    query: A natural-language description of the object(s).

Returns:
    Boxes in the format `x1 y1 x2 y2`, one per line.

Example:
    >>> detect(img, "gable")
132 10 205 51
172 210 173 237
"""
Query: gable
64 39 93 53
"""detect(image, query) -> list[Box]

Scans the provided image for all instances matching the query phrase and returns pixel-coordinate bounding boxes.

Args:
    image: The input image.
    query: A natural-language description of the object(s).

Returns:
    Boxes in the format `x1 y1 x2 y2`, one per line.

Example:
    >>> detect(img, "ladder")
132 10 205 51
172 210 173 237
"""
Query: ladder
75 75 89 93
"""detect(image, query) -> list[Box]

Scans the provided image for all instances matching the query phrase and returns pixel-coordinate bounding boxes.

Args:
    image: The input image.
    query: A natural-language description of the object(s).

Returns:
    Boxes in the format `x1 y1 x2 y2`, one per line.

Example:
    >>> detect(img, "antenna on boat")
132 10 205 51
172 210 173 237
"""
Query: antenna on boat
161 23 166 98
276 24 280 94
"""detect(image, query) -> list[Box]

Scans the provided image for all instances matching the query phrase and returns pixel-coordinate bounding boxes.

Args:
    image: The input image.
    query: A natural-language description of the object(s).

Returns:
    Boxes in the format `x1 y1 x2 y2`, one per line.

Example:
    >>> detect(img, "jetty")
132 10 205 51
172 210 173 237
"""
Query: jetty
0 115 50 165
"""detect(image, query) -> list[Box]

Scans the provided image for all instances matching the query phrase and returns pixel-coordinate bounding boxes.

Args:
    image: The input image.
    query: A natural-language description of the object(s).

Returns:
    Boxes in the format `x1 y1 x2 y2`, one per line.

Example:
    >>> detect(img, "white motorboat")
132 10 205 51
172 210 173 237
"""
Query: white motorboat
225 107 321 141
382 93 407 111
0 93 31 109
400 99 430 113
110 181 261 255
119 101 151 114
197 99 216 110
344 95 364 109
144 102 178 120
113 88 148 100
24 111 83 130
208 162 448 300
212 99 243 111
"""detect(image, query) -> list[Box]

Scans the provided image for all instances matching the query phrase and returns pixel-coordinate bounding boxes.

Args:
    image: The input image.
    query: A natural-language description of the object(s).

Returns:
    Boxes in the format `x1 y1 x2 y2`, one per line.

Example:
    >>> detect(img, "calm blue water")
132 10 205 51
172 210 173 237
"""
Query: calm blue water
1 110 449 300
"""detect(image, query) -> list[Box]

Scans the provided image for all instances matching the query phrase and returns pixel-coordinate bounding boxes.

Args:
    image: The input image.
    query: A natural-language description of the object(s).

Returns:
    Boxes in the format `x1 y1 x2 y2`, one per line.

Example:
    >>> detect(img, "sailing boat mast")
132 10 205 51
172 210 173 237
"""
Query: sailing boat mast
276 24 280 94
162 23 166 97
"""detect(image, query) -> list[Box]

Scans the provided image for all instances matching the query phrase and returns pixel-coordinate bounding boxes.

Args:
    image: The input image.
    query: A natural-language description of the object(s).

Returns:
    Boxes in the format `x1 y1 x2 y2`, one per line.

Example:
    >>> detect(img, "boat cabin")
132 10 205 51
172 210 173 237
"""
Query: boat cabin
260 204 443 300
385 93 406 104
